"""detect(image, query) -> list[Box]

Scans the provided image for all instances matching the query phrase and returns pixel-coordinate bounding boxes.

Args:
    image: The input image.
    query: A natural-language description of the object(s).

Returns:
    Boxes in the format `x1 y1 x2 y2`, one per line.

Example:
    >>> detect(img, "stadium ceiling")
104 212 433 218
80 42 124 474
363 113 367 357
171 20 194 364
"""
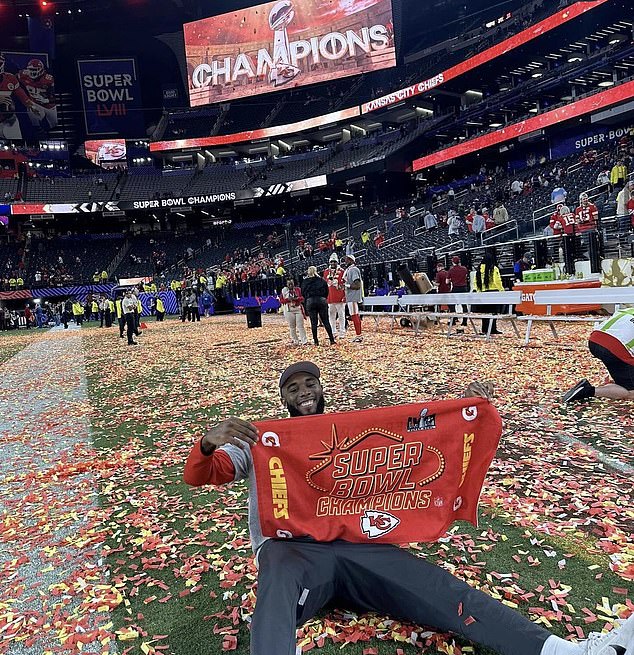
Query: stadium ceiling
4 0 539 46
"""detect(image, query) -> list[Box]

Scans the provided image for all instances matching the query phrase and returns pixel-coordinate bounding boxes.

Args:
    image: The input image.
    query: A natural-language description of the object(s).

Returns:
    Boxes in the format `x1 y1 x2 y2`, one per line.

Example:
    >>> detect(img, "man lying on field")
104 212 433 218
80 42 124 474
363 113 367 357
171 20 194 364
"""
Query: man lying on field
184 361 633 655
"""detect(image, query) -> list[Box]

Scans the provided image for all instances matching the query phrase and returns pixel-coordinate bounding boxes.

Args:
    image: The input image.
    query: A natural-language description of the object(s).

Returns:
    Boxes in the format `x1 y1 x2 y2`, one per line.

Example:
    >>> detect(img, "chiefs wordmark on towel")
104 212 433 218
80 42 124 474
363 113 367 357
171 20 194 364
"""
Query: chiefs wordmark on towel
253 398 502 544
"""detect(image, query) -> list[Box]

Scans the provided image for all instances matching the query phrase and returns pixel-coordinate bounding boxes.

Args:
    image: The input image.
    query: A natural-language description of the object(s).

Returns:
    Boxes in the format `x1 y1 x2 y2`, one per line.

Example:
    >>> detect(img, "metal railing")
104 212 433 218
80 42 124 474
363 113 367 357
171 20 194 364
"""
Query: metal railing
531 179 613 235
482 220 519 244
432 187 468 211
566 151 608 175
435 240 465 255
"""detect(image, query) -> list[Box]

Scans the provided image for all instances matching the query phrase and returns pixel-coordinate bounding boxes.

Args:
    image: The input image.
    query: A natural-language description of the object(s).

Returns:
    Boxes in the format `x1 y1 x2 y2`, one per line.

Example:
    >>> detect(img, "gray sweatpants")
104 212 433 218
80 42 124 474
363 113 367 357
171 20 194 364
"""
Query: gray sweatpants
250 539 551 655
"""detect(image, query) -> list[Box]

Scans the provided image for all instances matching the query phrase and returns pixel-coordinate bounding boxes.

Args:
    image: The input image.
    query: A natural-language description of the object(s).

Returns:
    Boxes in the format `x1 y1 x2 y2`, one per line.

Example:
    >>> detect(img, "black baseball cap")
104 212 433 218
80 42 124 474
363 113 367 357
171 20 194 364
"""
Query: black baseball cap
279 361 320 393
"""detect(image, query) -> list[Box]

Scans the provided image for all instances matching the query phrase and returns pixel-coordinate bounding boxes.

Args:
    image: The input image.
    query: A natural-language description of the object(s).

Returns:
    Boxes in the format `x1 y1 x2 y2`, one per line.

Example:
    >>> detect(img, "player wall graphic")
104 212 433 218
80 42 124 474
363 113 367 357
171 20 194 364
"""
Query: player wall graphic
185 0 396 106
0 51 57 140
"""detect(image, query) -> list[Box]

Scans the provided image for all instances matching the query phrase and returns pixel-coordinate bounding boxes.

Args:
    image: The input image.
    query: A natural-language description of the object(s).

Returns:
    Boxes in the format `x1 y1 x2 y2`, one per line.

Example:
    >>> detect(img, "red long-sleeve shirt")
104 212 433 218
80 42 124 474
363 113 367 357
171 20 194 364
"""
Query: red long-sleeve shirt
183 440 236 486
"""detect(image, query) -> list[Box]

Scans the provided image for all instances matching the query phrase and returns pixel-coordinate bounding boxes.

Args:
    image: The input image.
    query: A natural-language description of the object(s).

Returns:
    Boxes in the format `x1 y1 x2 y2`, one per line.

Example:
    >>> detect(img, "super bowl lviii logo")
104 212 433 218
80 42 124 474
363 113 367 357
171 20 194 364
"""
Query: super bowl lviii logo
309 425 446 537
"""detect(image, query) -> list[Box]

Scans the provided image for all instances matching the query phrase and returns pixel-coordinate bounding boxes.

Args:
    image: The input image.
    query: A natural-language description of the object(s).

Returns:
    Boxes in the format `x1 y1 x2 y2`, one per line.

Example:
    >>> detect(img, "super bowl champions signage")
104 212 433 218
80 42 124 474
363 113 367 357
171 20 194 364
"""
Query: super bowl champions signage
9 174 328 215
77 58 144 136
252 399 502 544
185 0 396 106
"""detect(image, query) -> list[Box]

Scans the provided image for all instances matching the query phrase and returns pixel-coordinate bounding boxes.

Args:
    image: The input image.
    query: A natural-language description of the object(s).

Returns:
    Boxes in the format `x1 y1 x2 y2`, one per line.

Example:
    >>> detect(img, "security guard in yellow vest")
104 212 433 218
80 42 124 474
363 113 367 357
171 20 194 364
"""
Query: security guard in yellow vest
91 299 99 321
72 301 84 325
16 276 24 289
101 270 108 282
155 296 165 322
135 297 143 329
115 297 125 337
92 271 100 284
9 278 16 290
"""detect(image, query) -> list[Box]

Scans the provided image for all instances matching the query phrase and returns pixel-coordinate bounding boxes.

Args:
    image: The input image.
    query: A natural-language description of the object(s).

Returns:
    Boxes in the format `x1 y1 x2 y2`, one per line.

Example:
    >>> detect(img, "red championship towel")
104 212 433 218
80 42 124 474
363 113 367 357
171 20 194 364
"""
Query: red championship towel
252 398 502 543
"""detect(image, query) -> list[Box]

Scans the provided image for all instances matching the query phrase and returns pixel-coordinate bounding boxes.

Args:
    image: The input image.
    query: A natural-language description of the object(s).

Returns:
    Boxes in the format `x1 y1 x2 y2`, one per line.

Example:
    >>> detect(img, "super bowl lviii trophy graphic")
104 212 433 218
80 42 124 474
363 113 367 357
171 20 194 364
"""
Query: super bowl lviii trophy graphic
269 0 301 86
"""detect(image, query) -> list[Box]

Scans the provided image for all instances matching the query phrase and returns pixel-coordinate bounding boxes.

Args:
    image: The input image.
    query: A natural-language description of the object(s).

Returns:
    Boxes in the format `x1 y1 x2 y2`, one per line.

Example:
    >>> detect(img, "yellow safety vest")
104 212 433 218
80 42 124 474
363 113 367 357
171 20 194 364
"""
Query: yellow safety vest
115 299 123 319
91 301 98 313
156 298 165 313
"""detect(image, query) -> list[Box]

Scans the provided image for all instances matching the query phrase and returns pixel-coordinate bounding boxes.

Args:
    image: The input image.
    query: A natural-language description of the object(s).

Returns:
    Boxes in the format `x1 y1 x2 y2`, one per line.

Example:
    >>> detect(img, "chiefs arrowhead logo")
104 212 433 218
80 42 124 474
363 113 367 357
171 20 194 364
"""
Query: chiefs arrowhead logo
262 431 280 447
360 510 400 539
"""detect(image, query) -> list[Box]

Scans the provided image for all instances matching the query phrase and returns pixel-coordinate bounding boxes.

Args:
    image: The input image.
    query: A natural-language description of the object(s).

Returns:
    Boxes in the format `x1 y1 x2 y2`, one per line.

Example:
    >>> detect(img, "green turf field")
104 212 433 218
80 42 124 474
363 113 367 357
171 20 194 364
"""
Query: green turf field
0 316 631 655
78 316 632 655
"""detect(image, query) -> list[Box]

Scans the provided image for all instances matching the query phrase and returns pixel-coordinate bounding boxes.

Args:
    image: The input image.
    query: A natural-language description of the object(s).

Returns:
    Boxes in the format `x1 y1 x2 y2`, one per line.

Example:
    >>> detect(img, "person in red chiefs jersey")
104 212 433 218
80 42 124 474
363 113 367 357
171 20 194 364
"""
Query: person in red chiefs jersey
183 362 634 655
550 205 576 236
574 193 599 233
17 58 57 129
549 205 565 236
323 253 346 339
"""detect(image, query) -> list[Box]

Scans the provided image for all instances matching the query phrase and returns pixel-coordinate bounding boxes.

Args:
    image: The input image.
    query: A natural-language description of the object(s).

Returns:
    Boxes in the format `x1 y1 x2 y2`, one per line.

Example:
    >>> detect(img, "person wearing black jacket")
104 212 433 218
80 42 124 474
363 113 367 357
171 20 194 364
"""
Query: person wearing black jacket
301 266 336 346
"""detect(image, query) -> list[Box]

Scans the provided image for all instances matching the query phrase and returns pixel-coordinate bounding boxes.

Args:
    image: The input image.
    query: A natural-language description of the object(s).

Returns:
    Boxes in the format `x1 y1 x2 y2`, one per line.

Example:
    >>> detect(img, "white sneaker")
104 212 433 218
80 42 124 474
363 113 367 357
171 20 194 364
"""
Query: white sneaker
581 614 634 655
352 336 363 342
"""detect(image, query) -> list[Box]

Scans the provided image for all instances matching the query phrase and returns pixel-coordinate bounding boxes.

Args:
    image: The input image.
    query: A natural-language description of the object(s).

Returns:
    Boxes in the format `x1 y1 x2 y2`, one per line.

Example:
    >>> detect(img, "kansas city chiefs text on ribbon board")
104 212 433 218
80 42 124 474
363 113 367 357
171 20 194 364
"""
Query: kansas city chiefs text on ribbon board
252 398 502 543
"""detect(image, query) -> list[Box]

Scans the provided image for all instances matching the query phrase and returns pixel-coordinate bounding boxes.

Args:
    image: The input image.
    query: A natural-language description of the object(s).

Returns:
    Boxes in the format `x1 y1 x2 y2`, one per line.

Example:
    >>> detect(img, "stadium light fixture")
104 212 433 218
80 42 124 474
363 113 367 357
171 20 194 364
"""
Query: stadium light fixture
598 80 614 87
489 122 503 128
532 72 543 78
568 56 583 62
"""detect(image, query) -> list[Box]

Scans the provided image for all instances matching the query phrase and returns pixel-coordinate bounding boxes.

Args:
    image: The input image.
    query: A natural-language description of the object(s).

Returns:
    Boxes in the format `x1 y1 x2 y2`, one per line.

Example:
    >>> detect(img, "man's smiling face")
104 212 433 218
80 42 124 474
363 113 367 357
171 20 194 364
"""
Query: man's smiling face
281 372 325 417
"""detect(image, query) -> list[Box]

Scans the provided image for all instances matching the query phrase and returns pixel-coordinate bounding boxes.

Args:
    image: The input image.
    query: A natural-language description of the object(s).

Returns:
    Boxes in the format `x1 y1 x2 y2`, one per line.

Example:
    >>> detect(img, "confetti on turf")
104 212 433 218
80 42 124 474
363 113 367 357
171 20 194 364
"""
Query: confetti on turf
0 317 631 655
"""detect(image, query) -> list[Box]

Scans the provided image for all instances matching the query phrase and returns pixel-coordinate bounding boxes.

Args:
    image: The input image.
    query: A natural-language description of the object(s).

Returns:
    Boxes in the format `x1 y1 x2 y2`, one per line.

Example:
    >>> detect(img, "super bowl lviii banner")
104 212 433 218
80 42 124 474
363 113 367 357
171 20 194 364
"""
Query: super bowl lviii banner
252 398 502 544
184 0 396 106
0 51 57 140
77 58 144 136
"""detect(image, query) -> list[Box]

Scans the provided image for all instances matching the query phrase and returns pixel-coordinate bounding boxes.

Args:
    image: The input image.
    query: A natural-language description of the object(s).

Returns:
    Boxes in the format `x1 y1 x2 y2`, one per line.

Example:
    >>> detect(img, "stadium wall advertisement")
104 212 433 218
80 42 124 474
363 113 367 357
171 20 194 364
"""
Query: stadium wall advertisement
549 126 632 160
412 80 634 172
8 175 328 215
149 106 360 151
0 51 57 140
77 58 144 136
184 0 396 106
360 0 608 114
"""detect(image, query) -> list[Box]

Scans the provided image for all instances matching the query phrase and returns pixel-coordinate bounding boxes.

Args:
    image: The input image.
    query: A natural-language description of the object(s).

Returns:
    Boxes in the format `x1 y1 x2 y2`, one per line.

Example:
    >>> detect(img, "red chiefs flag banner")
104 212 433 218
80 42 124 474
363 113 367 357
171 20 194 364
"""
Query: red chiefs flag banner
252 398 502 544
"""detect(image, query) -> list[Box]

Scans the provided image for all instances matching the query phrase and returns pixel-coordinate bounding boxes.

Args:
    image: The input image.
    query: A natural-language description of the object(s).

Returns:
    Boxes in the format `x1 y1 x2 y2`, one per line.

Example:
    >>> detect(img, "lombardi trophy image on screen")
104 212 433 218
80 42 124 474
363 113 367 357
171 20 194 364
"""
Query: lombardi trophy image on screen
269 0 301 86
